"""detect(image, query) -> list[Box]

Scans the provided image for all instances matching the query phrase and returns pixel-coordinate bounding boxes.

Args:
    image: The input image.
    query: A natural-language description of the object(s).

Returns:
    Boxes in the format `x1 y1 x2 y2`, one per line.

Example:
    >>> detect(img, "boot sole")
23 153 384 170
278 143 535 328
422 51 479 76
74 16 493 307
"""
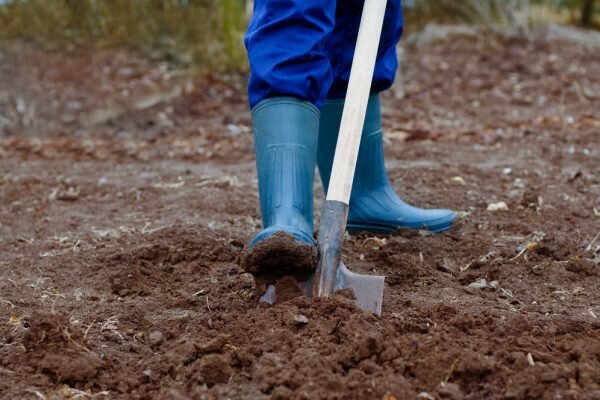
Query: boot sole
347 217 454 234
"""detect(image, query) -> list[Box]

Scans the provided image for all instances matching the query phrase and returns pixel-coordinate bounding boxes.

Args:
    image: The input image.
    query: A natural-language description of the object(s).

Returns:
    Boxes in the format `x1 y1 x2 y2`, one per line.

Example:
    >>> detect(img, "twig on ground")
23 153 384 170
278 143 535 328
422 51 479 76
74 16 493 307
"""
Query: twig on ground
196 175 241 189
25 389 46 400
460 261 473 272
83 321 95 341
445 356 461 382
585 231 599 252
2 299 15 308
57 385 110 399
62 327 93 353
206 296 212 314
511 242 538 260
99 316 119 331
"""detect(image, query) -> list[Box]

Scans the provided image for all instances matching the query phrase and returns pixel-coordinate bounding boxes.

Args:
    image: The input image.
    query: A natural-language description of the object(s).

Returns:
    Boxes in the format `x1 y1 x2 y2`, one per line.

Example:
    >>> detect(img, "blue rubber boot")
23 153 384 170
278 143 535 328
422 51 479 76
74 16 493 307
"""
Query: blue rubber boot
317 94 455 233
241 97 319 274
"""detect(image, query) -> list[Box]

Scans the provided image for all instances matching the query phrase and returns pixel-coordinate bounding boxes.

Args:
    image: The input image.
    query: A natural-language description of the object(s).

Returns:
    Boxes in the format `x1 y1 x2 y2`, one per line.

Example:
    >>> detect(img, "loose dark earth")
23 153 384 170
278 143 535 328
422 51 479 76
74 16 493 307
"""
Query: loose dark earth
0 32 599 399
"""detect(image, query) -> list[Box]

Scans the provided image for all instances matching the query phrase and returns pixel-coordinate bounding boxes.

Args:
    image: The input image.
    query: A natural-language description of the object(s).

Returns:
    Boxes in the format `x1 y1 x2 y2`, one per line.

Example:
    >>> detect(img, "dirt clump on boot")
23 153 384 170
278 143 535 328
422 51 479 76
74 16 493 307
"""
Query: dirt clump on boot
239 232 317 276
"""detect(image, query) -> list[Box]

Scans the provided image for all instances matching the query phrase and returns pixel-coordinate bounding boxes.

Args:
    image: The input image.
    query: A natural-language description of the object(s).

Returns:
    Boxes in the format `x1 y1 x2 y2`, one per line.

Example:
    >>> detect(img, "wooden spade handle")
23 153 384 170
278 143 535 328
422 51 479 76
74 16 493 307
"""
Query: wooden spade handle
326 0 388 205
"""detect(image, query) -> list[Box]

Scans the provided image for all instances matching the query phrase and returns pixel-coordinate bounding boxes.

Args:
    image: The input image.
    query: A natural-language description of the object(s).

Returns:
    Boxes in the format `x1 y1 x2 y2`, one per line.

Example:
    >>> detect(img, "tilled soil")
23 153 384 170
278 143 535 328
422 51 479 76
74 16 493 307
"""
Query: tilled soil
1 32 599 399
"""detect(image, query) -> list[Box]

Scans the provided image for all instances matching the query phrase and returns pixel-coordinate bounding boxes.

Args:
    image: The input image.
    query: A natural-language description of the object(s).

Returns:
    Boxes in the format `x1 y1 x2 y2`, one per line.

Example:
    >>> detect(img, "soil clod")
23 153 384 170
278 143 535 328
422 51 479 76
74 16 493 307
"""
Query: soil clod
21 312 103 384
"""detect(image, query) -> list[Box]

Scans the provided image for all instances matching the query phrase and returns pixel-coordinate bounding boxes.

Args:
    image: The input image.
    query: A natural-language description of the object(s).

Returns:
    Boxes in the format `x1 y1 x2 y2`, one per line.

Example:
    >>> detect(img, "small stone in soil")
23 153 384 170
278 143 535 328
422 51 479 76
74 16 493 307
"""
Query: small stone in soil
487 201 508 211
293 314 309 325
149 331 163 346
468 278 488 289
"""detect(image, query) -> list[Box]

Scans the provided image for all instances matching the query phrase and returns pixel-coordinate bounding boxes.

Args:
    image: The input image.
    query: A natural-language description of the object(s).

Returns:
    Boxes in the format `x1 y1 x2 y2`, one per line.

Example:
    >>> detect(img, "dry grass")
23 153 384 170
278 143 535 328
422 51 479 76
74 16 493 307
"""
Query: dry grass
406 0 598 34
0 0 248 70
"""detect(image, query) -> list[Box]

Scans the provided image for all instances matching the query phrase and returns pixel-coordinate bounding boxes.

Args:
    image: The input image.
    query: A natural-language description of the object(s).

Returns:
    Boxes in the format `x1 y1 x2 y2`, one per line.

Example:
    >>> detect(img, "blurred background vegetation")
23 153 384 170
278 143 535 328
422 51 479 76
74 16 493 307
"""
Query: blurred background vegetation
406 0 597 28
0 0 248 70
0 0 597 71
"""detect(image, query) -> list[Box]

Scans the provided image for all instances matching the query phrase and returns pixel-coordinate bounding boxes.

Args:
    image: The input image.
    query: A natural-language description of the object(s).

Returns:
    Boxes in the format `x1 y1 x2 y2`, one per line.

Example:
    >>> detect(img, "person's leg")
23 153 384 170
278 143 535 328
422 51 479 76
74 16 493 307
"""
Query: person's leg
324 0 402 100
241 0 336 274
318 0 455 233
245 0 336 109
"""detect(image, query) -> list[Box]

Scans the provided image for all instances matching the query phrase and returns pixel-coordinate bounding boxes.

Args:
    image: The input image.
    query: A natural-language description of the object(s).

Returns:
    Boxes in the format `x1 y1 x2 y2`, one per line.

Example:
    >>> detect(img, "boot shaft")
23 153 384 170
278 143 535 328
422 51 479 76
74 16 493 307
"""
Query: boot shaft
317 94 389 196
252 97 320 232
317 94 456 233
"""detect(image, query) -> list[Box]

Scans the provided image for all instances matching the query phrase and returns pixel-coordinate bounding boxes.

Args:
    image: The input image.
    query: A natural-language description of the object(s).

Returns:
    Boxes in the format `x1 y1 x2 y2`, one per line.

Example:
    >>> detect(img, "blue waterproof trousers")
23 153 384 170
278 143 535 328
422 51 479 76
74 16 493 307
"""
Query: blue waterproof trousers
245 0 403 109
